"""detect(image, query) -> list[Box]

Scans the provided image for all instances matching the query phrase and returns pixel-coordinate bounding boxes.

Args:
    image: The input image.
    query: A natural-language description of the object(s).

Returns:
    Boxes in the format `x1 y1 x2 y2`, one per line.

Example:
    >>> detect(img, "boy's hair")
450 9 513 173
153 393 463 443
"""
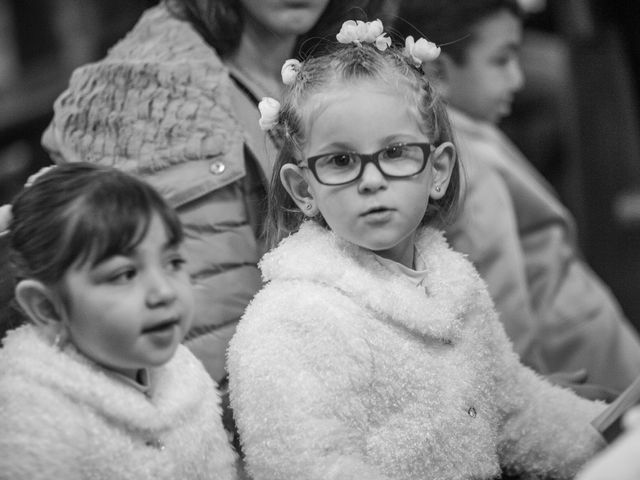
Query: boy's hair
166 0 395 58
396 0 523 64
266 41 462 247
8 162 183 289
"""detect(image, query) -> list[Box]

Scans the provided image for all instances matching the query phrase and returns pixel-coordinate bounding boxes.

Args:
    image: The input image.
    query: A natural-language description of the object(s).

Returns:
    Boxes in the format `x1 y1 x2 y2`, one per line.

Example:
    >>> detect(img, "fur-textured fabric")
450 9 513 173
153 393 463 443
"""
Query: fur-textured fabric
0 325 238 480
228 222 606 480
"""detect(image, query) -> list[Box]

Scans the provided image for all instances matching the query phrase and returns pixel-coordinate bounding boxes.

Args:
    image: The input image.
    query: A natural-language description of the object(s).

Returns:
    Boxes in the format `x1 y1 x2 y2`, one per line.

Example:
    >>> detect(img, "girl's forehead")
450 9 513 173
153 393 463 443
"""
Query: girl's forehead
301 80 420 128
300 82 426 154
306 79 397 106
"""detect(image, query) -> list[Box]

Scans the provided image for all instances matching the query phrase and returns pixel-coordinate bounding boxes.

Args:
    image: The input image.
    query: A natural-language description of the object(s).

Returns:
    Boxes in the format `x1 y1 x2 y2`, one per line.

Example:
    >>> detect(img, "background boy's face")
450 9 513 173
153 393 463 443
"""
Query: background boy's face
441 9 524 124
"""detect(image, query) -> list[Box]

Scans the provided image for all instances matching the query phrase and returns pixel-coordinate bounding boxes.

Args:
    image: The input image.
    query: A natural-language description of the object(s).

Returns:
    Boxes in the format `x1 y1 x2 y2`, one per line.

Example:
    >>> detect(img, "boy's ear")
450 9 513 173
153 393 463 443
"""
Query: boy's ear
15 279 65 331
430 141 456 200
280 164 318 217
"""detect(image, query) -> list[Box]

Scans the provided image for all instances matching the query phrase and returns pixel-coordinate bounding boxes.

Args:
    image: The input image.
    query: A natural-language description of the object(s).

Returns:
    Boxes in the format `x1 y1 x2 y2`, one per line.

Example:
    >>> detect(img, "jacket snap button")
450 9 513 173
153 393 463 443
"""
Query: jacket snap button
209 161 226 175
468 406 477 418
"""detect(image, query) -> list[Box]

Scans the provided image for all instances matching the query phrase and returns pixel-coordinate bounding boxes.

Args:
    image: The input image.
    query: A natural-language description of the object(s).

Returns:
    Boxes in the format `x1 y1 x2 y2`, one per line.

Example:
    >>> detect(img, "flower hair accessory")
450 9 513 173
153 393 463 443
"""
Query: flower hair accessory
0 204 12 236
0 165 57 235
258 97 281 131
404 36 441 67
281 59 301 86
336 19 391 52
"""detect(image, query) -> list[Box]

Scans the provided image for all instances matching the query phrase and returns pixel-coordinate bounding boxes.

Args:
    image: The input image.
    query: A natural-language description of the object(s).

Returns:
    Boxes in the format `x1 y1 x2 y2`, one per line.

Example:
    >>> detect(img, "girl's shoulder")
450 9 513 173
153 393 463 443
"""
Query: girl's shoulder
0 328 89 450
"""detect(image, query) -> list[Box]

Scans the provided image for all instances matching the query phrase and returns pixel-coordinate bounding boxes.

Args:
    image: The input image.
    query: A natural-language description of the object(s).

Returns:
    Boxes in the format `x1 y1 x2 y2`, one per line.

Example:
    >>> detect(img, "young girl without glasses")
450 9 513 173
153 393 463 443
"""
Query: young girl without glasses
0 163 237 480
228 20 606 480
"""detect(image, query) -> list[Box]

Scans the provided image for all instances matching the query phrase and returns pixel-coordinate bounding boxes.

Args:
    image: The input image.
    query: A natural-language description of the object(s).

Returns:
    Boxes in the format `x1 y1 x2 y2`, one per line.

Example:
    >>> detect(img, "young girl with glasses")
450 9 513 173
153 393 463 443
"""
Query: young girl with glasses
0 163 237 480
227 20 606 480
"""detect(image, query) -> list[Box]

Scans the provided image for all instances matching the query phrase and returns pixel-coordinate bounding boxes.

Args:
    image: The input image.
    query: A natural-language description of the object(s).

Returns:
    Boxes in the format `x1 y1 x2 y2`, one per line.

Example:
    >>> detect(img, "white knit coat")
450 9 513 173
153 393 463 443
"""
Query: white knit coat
228 222 606 480
0 325 238 480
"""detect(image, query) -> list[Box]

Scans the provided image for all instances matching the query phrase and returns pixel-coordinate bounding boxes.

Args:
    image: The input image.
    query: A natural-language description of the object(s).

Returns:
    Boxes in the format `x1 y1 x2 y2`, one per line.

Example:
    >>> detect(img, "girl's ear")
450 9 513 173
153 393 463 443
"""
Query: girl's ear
430 141 456 200
15 279 65 332
280 164 319 217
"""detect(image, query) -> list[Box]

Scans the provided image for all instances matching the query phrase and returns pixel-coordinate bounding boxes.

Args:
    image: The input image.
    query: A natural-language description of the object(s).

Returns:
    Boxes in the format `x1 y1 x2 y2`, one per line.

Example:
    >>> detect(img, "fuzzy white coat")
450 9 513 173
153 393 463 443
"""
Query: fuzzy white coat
0 325 238 480
228 222 606 480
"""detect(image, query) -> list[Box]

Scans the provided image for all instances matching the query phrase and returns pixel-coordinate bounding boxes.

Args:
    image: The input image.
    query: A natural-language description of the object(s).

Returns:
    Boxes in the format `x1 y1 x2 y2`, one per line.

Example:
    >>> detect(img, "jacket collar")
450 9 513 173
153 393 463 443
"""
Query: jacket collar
260 222 488 342
1 325 209 434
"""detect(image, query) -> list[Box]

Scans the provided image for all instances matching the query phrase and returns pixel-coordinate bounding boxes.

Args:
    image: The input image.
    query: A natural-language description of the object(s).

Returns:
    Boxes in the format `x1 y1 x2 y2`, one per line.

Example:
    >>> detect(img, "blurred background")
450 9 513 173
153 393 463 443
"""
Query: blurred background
0 0 156 203
0 0 640 328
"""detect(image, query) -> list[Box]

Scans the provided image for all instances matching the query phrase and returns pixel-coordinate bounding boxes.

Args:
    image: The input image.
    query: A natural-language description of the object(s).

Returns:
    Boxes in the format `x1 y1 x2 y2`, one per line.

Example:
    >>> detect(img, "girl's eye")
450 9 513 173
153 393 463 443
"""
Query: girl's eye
167 255 186 272
328 153 355 168
384 145 404 159
108 268 136 284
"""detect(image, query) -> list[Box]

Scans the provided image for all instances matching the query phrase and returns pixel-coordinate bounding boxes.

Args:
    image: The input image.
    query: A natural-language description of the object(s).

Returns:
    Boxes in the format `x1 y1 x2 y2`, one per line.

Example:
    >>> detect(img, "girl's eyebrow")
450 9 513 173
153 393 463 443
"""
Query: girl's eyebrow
314 135 423 154
311 141 355 153
381 134 422 145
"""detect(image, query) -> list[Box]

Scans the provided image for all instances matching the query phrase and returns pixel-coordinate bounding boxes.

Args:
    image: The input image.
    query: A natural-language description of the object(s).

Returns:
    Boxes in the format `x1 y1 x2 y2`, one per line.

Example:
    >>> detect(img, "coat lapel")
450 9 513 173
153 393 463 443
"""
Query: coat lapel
260 223 488 342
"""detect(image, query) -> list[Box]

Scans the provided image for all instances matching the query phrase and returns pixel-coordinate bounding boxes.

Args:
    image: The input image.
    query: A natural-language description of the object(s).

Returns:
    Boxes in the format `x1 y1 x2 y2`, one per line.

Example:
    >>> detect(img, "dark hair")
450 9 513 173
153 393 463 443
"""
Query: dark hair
8 163 183 289
266 39 462 247
165 0 397 58
396 0 523 64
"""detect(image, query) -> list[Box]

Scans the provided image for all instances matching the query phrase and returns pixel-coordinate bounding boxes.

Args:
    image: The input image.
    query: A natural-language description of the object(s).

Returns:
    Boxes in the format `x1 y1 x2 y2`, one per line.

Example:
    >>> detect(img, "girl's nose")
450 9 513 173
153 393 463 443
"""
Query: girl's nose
358 162 388 193
146 270 177 307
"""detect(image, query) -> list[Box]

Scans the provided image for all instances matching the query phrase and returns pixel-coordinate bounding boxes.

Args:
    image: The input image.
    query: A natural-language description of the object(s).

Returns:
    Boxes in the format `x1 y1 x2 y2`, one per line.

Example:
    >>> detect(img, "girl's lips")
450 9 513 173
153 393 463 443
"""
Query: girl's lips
361 207 391 216
142 318 179 334
145 322 179 348
361 208 394 223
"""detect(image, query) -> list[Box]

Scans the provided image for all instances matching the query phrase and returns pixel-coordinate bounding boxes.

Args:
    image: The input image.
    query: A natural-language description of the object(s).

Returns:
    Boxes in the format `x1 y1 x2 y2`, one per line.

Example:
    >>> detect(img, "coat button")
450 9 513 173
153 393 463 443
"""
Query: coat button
209 161 226 175
468 406 477 418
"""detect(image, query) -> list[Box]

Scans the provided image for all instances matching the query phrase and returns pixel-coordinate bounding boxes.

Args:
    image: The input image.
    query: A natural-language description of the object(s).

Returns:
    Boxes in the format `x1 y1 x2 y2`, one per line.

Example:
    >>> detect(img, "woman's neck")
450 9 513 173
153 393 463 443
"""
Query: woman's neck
226 23 298 98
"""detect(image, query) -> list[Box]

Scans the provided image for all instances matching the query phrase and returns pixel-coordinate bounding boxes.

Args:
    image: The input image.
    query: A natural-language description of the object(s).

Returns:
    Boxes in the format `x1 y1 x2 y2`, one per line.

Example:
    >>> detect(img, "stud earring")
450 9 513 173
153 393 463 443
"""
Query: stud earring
53 328 67 350
304 204 313 211
435 185 441 193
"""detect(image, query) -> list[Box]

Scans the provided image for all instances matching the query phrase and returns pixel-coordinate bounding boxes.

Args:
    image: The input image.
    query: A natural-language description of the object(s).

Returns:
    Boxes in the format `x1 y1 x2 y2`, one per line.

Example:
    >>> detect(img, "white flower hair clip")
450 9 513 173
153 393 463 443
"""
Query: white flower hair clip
404 36 441 67
336 19 391 52
0 204 12 236
281 59 301 86
258 97 281 131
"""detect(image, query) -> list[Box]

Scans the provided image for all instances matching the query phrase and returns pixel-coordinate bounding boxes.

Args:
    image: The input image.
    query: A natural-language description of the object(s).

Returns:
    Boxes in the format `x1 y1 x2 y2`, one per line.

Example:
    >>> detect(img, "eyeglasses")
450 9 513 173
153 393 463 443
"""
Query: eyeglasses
301 142 434 186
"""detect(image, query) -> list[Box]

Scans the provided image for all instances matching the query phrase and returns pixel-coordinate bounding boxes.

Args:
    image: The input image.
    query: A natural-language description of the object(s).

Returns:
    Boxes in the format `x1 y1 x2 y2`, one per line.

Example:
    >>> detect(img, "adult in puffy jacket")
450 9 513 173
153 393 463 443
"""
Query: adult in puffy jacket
41 0 392 383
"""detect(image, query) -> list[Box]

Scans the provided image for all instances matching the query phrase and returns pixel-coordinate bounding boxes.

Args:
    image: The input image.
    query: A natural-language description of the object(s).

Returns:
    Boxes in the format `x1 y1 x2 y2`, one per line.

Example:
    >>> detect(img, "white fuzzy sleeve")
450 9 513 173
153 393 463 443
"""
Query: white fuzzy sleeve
228 284 390 480
488 314 607 478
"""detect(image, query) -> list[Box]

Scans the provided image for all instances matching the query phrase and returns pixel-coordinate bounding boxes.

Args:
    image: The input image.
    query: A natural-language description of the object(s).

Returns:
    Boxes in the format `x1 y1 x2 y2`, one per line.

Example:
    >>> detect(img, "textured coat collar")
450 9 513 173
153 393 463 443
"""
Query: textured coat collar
260 222 488 342
1 326 210 434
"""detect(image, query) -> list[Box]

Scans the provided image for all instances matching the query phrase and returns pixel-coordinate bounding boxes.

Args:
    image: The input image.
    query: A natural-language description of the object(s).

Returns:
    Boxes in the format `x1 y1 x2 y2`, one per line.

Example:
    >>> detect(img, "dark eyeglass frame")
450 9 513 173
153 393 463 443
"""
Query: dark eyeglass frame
301 142 435 186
